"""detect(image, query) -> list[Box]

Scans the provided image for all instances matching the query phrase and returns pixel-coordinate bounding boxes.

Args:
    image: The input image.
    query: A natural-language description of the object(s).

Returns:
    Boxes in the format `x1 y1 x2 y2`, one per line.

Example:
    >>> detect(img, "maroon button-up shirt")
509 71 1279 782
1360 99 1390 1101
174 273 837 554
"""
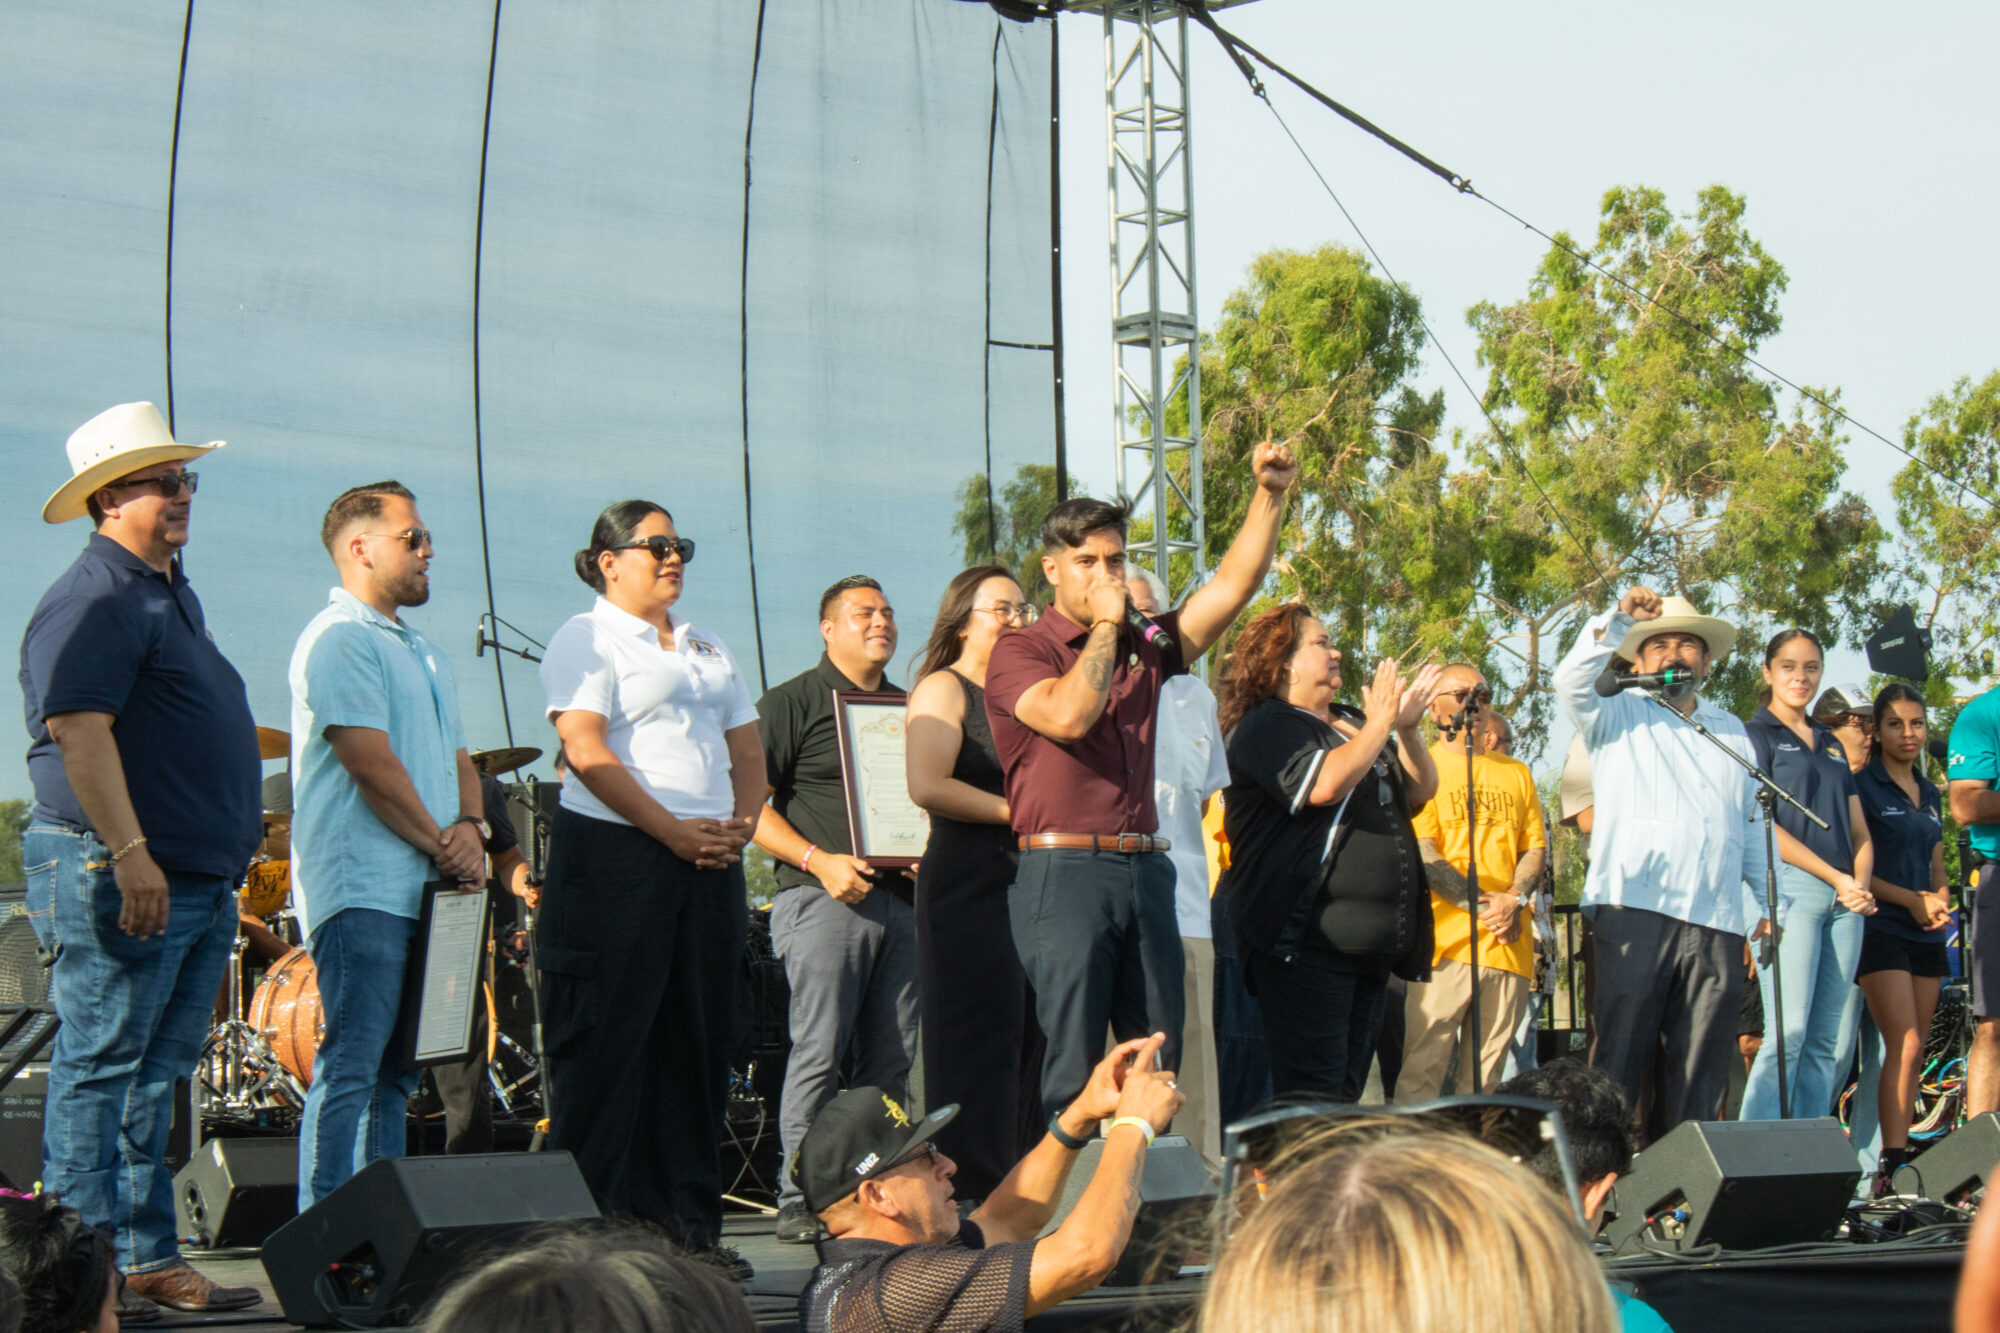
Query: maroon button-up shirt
984 606 1187 836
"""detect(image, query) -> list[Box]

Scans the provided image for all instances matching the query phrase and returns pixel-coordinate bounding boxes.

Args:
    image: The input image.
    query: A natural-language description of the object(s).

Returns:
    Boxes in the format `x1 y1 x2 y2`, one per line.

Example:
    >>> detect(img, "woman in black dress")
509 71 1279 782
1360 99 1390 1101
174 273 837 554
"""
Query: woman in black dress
905 564 1043 1199
1216 603 1440 1104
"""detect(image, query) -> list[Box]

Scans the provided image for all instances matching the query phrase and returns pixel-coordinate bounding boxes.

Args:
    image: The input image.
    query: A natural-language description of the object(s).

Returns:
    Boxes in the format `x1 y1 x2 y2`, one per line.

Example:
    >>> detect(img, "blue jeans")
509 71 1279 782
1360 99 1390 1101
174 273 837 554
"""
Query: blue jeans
23 825 235 1272
299 907 420 1209
1740 865 1865 1120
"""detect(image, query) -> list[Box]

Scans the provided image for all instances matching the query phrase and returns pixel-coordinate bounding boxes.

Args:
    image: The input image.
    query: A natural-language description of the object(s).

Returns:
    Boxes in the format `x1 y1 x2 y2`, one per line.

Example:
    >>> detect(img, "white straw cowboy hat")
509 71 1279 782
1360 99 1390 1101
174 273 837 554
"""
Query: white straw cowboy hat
1613 595 1737 662
42 401 224 525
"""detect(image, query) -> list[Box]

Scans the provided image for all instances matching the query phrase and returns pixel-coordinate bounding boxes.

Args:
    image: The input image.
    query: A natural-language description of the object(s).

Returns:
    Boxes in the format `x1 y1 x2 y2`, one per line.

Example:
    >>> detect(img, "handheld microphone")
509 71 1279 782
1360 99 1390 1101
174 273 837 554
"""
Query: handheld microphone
1126 603 1171 652
1594 665 1694 697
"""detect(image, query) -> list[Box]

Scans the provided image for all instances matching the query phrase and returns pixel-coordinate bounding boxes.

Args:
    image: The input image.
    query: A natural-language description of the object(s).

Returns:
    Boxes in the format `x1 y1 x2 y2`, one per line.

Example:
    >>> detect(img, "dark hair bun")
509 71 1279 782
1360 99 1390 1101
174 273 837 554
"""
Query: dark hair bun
574 548 604 592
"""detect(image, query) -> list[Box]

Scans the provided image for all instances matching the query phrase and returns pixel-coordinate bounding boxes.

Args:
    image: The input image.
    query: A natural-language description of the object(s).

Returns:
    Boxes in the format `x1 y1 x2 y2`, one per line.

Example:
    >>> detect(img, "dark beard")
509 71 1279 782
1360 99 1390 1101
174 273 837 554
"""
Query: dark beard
386 570 431 608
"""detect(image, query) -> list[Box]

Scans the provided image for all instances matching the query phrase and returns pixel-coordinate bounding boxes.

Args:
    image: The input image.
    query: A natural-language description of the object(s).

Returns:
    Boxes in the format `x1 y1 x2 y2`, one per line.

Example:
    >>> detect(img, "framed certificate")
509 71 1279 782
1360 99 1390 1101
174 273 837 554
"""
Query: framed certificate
832 690 930 869
400 882 489 1067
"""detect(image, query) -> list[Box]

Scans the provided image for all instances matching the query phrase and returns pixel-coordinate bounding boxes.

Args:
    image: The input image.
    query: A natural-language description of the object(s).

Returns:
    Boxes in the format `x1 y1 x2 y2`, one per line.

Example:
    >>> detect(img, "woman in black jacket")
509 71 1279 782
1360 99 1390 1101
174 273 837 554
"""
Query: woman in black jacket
1217 603 1440 1103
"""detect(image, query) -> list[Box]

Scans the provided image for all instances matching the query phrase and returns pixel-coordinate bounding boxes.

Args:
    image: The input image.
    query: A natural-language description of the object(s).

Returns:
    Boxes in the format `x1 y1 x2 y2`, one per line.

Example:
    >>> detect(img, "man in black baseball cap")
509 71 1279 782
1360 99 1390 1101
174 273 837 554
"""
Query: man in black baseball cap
795 1033 1183 1332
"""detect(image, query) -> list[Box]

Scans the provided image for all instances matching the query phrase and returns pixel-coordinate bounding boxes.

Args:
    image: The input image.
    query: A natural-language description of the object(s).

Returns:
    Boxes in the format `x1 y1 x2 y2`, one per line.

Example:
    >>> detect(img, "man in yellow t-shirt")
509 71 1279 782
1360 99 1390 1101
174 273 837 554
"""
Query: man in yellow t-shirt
1400 664 1548 1100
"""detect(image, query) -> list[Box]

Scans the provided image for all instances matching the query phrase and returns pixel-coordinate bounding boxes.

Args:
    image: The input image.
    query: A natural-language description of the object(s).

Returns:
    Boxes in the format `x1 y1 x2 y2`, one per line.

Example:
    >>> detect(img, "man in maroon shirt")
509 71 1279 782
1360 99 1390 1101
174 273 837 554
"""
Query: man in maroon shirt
986 440 1297 1124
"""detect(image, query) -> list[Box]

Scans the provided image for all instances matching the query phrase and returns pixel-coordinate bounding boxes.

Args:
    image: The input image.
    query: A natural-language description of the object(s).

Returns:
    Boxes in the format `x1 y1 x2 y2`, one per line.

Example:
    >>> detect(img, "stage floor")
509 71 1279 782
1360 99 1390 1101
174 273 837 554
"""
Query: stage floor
163 1214 1966 1332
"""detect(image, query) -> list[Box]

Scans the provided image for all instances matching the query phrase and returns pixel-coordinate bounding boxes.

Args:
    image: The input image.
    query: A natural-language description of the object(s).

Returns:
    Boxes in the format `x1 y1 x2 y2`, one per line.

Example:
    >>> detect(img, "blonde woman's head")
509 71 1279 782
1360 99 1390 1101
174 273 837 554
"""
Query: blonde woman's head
1201 1124 1615 1333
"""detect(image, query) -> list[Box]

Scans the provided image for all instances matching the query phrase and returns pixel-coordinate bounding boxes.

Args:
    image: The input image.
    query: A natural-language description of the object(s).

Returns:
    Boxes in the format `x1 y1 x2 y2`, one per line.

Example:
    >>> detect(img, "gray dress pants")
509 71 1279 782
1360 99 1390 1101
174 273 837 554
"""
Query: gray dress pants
771 883 920 1209
1586 904 1745 1144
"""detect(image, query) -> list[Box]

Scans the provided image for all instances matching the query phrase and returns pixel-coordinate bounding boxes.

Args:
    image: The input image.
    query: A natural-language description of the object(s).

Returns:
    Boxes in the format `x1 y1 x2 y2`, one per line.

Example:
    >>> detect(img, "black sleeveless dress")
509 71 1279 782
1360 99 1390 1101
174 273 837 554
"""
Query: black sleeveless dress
914 671 1044 1199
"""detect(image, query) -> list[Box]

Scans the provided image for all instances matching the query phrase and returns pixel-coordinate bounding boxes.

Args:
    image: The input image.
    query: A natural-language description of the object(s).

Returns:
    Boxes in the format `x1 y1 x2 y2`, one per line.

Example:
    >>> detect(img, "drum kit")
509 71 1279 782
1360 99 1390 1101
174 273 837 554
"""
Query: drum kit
195 735 550 1135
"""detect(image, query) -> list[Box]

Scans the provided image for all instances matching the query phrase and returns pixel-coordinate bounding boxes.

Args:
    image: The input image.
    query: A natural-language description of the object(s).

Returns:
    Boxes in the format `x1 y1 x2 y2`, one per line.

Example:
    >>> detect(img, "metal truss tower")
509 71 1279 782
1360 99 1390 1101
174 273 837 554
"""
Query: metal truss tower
1073 1 1258 604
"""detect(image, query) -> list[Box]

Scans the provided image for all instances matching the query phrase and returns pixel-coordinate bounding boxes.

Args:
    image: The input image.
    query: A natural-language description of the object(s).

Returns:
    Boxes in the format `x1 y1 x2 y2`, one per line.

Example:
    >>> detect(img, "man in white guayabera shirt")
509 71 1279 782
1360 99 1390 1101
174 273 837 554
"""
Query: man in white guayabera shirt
1556 585 1766 1142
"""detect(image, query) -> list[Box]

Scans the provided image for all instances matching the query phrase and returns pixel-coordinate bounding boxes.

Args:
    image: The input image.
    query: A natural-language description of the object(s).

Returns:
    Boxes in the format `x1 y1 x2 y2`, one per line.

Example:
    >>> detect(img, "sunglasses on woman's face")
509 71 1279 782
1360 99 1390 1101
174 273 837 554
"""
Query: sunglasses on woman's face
612 536 696 564
1214 1095 1586 1248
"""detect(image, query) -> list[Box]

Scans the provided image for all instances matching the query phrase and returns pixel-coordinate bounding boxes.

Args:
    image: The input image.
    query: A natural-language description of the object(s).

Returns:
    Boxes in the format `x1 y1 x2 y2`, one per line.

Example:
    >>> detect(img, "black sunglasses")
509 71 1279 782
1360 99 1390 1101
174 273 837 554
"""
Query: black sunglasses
612 536 696 564
1215 1095 1586 1248
103 471 197 498
890 1140 943 1172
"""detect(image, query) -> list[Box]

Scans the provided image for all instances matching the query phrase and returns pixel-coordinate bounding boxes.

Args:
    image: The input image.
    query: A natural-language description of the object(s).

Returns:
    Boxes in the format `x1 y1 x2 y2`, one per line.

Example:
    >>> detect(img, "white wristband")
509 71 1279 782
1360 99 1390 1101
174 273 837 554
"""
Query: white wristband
1108 1116 1156 1147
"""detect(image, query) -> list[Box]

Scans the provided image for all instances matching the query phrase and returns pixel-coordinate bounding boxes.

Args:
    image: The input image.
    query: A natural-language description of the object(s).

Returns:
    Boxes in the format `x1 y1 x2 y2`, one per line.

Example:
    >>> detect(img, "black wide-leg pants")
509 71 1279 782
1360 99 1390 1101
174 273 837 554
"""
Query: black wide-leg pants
536 806 745 1247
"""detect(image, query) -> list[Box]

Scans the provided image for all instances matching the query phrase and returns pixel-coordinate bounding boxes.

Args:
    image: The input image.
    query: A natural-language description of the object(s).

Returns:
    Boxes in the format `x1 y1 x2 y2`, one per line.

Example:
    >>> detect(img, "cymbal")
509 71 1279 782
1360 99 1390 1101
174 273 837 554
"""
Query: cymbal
471 746 542 777
256 726 291 761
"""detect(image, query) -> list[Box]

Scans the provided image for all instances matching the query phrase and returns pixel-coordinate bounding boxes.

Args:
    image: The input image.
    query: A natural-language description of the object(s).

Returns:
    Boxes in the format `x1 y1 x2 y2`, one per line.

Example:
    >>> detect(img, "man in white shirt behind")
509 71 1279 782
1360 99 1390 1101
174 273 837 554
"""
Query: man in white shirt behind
1128 568 1229 1167
1555 585 1766 1142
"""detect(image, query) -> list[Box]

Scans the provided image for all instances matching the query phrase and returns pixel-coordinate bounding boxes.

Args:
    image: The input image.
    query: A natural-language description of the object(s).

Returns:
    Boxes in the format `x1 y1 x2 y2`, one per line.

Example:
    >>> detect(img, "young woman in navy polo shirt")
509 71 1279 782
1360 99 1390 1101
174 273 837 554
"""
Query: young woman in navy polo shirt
1855 682 1951 1190
1740 629 1876 1121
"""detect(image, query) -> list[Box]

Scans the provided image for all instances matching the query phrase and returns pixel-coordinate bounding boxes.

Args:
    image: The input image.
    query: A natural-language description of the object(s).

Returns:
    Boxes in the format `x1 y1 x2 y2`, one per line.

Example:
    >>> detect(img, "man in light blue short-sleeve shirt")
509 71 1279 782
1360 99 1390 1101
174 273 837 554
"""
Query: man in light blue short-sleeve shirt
288 481 484 1209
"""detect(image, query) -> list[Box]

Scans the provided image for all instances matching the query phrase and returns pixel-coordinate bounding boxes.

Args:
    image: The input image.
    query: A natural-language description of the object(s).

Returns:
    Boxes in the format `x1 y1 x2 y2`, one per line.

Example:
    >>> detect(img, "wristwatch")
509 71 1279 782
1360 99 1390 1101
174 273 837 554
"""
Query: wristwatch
455 814 491 841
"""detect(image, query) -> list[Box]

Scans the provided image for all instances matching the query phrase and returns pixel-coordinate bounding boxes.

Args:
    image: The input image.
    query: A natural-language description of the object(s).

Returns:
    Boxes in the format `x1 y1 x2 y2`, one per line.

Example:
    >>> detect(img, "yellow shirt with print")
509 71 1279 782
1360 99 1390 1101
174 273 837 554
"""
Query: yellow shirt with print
1411 742 1546 979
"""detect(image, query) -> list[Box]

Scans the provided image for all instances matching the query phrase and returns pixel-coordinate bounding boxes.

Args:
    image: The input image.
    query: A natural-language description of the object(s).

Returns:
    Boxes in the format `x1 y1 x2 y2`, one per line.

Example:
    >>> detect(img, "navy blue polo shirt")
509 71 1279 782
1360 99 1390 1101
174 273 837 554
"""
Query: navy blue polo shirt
19 533 261 881
1854 756 1946 942
1744 707 1858 877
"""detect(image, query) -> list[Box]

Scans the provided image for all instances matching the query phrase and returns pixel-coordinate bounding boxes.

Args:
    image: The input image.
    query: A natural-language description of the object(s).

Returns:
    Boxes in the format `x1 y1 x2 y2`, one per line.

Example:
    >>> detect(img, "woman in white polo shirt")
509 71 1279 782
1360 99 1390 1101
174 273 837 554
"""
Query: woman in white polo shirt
538 499 764 1273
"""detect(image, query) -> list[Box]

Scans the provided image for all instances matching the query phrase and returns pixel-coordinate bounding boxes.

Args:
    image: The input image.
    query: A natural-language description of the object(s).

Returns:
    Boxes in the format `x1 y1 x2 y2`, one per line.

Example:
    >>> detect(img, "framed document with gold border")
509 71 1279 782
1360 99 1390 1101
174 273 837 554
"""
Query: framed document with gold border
832 690 928 869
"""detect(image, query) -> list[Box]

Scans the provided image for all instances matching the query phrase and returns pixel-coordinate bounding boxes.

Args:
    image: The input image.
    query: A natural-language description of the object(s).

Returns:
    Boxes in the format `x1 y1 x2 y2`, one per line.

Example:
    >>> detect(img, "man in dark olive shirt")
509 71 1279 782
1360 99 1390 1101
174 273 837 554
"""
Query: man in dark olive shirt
754 575 919 1245
985 441 1296 1126
19 402 261 1315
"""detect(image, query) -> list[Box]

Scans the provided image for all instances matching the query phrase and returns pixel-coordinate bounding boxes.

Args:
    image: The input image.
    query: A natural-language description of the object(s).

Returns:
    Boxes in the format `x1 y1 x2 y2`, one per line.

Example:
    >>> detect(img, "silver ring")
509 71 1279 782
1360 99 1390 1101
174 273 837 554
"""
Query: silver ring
1166 1079 1178 1090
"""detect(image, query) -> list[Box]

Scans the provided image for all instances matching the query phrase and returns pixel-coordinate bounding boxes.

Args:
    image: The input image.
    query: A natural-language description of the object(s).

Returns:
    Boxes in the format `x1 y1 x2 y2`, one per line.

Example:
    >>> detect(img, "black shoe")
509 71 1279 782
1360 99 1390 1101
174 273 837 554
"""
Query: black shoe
776 1200 824 1245
697 1243 755 1282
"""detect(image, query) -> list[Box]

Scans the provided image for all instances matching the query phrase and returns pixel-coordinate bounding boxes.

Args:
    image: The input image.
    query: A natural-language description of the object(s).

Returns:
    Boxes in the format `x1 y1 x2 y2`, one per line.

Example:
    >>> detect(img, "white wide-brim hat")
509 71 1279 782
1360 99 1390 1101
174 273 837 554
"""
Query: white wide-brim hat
1614 595 1737 662
42 401 223 524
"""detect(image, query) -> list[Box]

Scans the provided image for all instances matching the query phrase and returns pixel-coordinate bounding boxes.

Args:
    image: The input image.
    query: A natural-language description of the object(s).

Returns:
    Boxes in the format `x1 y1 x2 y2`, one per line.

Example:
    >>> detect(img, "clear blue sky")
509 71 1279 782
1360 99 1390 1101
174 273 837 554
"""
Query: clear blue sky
1050 0 2000 770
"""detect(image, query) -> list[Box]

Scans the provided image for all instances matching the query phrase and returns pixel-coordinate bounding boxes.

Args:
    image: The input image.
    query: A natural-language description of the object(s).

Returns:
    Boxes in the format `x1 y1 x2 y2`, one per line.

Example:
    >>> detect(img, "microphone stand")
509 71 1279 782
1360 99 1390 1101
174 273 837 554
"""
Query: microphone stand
1637 691 1827 1119
1440 697 1484 1093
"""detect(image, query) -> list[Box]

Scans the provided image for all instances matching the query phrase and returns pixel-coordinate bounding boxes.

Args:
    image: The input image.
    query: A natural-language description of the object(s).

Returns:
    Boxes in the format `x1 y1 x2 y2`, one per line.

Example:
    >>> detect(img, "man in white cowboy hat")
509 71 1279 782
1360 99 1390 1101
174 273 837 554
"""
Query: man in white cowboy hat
1554 585 1768 1142
18 402 263 1314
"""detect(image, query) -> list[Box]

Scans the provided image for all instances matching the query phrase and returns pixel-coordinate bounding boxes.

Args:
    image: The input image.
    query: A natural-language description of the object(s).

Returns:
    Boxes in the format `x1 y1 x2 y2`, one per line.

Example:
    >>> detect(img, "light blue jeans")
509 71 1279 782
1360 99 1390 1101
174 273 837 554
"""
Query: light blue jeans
298 907 421 1209
1740 865 1865 1120
23 825 236 1272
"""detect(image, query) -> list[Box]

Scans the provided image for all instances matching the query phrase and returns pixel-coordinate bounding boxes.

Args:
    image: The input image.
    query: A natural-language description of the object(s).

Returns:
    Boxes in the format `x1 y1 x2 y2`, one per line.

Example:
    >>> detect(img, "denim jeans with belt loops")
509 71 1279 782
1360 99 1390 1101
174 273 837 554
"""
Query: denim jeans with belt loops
23 825 235 1272
1740 864 1865 1120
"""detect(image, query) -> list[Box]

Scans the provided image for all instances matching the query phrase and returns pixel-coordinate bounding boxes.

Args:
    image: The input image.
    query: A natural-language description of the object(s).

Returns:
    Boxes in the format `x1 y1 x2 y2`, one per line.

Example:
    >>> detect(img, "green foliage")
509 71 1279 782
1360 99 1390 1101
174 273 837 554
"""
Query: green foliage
1882 371 2000 691
951 464 1084 607
1167 244 1483 674
0 799 26 884
744 845 779 910
1465 185 1883 748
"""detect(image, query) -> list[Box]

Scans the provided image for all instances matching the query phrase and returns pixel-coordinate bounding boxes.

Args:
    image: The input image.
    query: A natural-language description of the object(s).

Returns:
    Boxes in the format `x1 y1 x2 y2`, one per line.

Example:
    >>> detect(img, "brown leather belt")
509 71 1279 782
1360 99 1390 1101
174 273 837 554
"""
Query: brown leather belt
1017 833 1171 854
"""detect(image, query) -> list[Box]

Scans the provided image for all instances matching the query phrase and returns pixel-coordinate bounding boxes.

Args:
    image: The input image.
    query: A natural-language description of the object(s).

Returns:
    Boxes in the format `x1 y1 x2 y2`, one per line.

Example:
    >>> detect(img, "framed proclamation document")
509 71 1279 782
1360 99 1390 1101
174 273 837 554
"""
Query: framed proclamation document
400 882 489 1067
832 690 929 869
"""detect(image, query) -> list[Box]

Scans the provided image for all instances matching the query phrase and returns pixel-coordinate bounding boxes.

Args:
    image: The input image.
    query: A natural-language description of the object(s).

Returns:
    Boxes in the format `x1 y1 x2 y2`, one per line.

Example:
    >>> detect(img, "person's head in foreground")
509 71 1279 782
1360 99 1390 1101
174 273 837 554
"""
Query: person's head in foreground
0 1192 111 1333
420 1224 755 1333
1202 1123 1615 1333
1496 1059 1636 1235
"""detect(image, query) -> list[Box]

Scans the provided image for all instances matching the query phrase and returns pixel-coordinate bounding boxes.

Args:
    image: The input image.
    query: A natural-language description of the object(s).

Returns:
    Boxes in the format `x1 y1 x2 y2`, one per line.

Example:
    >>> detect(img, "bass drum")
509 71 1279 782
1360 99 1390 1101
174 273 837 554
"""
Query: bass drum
248 947 324 1089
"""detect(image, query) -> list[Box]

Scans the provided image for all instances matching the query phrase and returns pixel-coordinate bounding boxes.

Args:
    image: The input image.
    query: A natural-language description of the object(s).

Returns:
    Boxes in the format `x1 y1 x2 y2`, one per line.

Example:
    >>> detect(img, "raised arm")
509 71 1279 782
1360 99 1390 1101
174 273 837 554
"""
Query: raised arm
1011 613 1124 743
1175 441 1298 659
1555 587 1661 740
970 1034 1184 1316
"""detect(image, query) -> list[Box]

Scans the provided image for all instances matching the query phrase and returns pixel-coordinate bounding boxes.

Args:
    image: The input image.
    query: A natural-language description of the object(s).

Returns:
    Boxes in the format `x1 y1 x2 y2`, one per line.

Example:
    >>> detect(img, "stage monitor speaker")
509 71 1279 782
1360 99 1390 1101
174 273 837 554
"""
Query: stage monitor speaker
1604 1118 1859 1255
1894 1113 2000 1205
175 1136 298 1250
0 1066 44 1192
1038 1134 1215 1286
263 1152 599 1327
